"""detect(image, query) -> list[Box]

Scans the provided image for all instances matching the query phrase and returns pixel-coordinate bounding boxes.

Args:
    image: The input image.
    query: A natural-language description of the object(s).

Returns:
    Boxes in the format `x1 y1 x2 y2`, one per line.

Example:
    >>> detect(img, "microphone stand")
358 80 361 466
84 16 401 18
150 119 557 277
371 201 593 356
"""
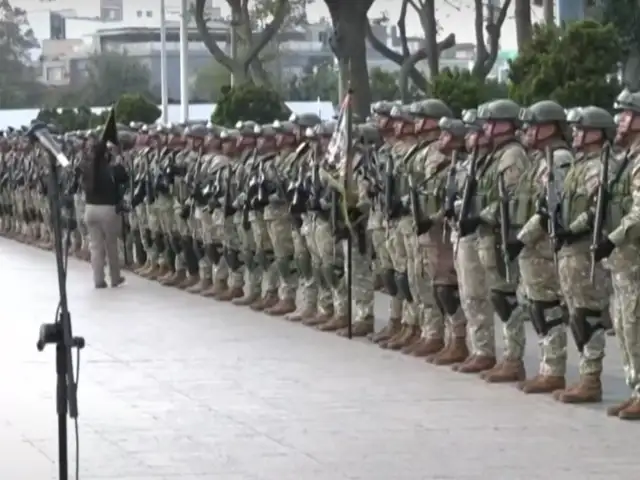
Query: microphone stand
36 148 85 480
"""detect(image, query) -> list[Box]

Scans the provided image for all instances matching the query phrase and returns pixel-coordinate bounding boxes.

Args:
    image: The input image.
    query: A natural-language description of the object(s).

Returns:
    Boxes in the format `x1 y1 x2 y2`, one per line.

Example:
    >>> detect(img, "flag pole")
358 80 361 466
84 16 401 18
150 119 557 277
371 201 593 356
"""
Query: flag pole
344 85 353 339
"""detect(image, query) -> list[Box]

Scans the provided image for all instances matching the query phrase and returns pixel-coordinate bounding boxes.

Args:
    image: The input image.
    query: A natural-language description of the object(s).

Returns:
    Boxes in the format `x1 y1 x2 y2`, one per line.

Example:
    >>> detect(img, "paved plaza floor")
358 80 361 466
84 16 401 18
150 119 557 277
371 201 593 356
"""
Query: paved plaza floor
0 237 638 480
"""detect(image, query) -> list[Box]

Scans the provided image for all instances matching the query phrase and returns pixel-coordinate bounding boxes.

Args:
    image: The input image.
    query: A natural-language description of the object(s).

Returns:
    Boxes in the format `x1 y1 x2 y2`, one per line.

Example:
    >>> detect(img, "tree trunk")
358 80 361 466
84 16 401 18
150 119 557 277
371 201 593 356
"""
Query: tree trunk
515 0 533 51
339 13 372 118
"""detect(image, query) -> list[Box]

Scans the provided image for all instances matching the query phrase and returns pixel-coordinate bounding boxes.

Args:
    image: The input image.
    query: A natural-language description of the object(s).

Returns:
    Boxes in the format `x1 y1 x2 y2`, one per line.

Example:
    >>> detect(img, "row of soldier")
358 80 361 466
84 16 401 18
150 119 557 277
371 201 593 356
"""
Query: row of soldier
1 92 640 421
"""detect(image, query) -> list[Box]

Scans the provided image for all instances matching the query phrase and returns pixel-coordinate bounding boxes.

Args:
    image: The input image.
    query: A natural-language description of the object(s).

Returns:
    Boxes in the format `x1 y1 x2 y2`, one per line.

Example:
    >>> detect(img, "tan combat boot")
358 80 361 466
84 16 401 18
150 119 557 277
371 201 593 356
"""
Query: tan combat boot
285 305 317 322
201 279 228 298
337 315 374 337
187 277 211 294
407 337 445 358
177 274 199 290
369 317 401 344
619 398 640 420
255 290 279 312
517 375 566 394
378 323 408 349
384 324 420 350
302 310 334 327
266 297 296 316
218 286 244 302
481 358 526 383
430 333 469 366
317 315 349 332
156 266 173 282
161 270 186 287
454 355 497 373
607 398 635 417
232 290 261 306
552 373 602 403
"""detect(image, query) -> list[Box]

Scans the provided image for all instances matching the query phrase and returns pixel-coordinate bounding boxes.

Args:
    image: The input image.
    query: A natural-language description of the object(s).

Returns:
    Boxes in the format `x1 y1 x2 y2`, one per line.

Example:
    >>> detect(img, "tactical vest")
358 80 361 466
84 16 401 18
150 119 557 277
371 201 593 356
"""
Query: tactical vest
605 153 633 233
560 153 597 227
421 154 451 216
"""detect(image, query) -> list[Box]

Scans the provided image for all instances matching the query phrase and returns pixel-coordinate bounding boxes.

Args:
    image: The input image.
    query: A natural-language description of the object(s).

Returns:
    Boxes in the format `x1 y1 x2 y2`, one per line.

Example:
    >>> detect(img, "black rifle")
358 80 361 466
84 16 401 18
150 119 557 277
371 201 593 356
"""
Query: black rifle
498 171 511 283
454 148 479 253
589 142 611 283
544 146 560 269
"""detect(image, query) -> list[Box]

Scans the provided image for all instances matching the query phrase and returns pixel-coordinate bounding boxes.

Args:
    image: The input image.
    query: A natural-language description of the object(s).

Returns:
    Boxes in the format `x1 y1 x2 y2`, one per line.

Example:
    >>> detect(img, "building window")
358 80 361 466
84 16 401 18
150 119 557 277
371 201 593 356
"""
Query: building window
100 7 122 22
137 11 142 17
146 11 152 17
46 66 64 82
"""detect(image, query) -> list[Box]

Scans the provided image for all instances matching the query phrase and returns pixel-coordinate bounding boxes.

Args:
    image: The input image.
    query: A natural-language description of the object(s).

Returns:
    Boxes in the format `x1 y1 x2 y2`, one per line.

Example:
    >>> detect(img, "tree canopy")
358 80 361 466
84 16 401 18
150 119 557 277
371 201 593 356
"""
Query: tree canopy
508 20 622 109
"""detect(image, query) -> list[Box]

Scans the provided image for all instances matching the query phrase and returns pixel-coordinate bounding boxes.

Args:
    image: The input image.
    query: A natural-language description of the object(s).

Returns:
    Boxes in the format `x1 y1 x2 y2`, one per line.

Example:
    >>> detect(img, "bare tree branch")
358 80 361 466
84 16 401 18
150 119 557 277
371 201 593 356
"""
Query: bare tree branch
365 21 429 93
398 33 455 99
397 0 411 58
194 0 240 74
243 0 289 70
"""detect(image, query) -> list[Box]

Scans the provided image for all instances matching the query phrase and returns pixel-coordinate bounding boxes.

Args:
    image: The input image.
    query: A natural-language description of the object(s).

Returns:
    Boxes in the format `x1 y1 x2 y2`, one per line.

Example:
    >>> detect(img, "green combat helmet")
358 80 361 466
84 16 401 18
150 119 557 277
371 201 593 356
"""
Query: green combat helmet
615 88 640 114
438 117 467 138
477 99 521 122
518 100 567 125
289 113 322 128
568 106 616 140
356 123 382 146
461 107 484 131
409 99 453 119
371 101 401 117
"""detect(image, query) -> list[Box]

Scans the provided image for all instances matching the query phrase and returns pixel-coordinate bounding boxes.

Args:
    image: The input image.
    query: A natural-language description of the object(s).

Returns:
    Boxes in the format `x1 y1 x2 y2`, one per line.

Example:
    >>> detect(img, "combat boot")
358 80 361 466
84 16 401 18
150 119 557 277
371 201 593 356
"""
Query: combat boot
607 398 635 417
302 310 333 327
517 375 565 394
552 373 602 403
454 355 496 373
232 290 261 306
161 270 186 287
254 290 279 312
317 315 349 332
201 279 228 298
156 266 173 282
430 334 469 366
135 260 151 275
187 277 211 294
619 398 640 420
378 323 408 348
177 274 199 290
369 317 401 344
218 286 244 301
265 297 296 316
407 336 445 358
337 315 374 337
481 359 525 383
384 324 419 350
285 305 317 322
400 329 423 353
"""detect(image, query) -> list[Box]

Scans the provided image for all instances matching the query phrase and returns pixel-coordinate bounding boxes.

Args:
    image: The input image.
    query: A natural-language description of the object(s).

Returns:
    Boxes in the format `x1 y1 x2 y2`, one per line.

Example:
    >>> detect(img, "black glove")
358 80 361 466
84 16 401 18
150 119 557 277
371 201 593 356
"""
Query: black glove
458 216 483 237
505 239 525 261
593 238 615 262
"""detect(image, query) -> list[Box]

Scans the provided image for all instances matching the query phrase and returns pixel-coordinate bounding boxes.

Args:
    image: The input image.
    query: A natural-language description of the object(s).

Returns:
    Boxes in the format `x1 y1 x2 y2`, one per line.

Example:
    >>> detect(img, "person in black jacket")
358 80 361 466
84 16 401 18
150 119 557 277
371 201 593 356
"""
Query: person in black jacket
83 140 129 288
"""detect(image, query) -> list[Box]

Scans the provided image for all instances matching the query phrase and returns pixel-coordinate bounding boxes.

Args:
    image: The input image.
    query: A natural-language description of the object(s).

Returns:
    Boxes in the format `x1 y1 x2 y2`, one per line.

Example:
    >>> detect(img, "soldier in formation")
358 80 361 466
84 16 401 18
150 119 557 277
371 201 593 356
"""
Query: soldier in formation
2 90 640 420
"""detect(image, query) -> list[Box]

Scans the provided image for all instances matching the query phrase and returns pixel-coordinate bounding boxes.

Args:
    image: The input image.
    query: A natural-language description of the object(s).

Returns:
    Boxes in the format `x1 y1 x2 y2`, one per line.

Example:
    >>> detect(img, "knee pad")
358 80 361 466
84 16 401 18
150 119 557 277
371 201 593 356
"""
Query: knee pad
382 269 398 297
490 290 517 323
528 300 566 337
434 284 460 316
570 308 604 353
395 271 413 303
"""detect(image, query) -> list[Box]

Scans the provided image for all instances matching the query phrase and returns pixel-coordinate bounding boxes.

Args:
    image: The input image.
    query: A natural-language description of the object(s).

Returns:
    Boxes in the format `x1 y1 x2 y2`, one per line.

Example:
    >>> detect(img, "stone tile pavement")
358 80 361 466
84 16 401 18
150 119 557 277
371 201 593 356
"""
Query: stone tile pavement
0 237 637 480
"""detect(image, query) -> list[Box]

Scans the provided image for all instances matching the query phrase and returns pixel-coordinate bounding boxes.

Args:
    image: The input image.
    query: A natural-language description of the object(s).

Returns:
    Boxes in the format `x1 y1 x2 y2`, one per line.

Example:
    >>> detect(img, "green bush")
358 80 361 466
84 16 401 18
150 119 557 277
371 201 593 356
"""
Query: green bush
508 20 622 108
429 69 502 116
115 93 161 124
211 84 290 127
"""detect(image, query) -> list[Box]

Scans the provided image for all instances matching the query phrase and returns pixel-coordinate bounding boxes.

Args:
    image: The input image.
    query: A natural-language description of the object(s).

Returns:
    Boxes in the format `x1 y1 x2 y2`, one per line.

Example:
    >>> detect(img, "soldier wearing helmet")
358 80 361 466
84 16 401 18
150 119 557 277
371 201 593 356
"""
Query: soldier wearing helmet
493 100 571 393
382 99 451 357
586 88 640 419
453 98 529 380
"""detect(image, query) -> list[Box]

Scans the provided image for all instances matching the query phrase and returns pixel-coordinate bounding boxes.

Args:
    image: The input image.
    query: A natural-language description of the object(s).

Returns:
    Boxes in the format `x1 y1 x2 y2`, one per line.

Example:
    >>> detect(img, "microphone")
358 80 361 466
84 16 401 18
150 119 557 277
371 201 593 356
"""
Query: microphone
26 122 70 168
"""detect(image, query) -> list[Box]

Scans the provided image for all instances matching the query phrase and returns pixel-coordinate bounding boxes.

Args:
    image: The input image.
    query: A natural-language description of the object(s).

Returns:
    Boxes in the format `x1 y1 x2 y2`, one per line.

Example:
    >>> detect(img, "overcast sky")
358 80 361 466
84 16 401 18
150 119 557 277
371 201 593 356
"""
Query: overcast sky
305 0 548 51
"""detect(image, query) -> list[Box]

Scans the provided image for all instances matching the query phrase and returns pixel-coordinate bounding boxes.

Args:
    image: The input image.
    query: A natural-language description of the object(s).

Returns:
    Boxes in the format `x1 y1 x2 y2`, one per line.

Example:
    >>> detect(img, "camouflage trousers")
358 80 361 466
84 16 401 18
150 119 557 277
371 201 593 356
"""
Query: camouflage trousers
196 206 229 283
311 216 373 321
370 226 402 320
477 232 525 361
265 210 297 301
249 211 278 297
558 250 608 376
609 268 640 398
300 215 333 315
